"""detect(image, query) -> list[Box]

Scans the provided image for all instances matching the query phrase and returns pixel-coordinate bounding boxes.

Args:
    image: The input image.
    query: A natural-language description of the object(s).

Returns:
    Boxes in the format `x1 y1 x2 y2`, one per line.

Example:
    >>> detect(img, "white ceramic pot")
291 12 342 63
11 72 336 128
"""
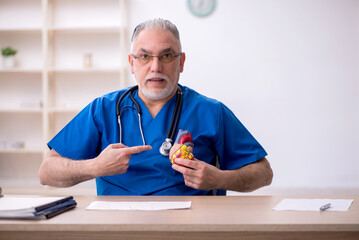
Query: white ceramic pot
2 56 16 68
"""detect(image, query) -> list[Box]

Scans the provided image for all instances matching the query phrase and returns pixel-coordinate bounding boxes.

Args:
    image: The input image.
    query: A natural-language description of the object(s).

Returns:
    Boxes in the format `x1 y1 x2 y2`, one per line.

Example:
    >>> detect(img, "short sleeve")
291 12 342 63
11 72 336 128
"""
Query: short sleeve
216 103 267 170
47 100 101 160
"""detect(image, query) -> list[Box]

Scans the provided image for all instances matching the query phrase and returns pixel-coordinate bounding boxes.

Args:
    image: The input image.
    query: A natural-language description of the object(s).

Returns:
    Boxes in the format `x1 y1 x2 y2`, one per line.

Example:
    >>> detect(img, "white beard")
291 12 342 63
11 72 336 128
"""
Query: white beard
140 73 178 100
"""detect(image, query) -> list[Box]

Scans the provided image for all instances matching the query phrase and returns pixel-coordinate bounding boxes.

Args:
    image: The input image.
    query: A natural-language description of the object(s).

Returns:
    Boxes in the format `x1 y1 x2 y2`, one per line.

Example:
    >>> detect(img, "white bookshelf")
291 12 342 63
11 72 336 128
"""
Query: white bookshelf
0 0 129 191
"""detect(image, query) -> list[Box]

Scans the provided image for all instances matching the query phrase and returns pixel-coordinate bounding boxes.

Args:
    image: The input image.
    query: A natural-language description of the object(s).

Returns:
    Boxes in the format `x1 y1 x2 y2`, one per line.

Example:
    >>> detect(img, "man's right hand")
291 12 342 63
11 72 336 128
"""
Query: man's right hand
39 144 152 188
93 143 152 177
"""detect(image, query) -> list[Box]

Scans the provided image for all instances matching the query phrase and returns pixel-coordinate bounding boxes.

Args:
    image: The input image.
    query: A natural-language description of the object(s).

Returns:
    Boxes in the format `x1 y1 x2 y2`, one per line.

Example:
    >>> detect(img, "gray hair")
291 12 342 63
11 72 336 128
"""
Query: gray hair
131 18 181 47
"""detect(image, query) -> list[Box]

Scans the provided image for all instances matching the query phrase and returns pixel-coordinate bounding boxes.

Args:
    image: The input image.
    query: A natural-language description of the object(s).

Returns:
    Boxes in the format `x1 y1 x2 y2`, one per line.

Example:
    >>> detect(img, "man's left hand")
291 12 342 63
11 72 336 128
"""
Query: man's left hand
171 158 222 190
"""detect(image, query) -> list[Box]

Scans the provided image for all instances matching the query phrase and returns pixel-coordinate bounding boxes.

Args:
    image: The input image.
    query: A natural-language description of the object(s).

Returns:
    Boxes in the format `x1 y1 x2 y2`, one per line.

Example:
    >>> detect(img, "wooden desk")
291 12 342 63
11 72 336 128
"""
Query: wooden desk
0 196 358 240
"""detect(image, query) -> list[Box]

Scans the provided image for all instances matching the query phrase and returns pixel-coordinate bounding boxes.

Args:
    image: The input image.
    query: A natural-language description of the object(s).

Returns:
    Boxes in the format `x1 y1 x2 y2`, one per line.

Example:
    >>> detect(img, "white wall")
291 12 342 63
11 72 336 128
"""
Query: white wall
128 0 359 194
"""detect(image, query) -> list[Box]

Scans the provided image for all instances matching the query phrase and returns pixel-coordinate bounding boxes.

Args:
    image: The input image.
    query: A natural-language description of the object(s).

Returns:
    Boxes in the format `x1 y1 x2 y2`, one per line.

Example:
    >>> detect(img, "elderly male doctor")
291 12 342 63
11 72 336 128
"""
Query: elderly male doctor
39 18 273 195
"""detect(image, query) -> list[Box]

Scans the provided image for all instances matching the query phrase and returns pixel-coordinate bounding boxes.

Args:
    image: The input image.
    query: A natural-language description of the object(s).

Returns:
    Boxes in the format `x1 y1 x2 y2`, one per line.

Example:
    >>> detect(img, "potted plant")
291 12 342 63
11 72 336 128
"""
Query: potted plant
2 46 18 68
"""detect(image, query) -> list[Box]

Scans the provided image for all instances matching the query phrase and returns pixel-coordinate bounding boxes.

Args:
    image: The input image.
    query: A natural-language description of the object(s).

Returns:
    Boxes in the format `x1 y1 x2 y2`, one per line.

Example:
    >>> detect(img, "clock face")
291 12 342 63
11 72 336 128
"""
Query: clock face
187 0 216 17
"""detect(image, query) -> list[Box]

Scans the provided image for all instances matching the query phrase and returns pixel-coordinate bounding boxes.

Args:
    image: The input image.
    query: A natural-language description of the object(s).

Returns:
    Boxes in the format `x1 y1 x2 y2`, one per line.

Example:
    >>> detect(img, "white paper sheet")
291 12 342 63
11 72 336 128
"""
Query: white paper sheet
86 201 192 211
273 199 353 211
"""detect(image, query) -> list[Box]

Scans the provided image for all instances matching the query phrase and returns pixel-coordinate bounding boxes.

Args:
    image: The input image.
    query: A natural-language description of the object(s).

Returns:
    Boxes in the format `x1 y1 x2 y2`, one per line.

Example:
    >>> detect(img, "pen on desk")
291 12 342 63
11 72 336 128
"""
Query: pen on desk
320 203 331 211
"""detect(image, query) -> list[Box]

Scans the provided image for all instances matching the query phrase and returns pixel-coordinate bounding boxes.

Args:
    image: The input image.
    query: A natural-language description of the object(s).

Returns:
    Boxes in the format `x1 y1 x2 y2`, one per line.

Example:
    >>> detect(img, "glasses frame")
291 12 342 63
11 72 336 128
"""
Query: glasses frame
131 52 182 64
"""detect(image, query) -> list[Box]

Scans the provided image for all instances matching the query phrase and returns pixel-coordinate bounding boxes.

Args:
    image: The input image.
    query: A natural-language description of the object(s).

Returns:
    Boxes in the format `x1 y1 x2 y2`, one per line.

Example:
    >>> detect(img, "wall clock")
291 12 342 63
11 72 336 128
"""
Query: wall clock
187 0 216 17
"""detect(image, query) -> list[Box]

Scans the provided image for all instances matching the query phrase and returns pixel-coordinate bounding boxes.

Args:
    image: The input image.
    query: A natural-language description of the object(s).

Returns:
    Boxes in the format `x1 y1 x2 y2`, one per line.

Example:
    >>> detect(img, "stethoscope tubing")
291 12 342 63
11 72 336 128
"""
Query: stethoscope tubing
167 89 182 140
116 85 140 117
118 105 146 145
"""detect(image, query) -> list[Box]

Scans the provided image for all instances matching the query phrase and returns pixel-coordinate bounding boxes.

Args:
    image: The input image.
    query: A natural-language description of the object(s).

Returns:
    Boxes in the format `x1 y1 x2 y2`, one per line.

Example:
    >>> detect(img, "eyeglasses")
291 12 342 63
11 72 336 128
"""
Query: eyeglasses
131 52 182 64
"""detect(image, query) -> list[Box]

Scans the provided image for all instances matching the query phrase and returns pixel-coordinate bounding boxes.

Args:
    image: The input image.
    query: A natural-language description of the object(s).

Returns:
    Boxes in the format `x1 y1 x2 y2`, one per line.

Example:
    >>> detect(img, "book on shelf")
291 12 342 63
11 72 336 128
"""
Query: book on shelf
0 190 77 220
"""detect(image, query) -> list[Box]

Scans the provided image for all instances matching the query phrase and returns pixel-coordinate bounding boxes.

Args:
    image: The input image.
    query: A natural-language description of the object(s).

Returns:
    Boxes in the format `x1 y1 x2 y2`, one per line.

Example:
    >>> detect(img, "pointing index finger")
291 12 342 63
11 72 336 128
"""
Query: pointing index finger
124 145 152 155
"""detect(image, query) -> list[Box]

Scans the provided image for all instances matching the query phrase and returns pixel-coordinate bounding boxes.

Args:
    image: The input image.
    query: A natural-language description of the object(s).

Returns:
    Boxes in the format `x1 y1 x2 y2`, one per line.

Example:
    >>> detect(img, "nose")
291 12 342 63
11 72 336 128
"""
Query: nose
150 56 163 73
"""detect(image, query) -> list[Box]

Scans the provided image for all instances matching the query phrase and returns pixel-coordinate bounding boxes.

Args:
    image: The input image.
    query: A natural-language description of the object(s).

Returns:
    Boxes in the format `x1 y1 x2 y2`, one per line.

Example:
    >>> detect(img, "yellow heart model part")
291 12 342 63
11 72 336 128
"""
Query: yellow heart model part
170 145 194 164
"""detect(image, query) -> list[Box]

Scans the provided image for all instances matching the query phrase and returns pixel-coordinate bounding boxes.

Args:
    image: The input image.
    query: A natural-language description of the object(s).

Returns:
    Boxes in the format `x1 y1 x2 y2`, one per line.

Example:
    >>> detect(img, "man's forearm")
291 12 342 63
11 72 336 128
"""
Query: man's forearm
219 158 273 192
39 144 151 188
39 153 97 188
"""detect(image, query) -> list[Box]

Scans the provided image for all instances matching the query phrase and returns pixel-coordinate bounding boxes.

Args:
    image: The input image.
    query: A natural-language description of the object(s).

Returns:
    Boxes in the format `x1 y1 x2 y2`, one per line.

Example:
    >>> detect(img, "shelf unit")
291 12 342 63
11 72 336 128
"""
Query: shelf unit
0 0 129 189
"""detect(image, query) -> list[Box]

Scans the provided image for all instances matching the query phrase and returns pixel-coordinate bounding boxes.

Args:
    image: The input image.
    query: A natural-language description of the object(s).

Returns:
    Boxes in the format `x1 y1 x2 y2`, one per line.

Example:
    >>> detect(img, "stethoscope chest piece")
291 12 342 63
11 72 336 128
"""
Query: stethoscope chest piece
159 138 173 156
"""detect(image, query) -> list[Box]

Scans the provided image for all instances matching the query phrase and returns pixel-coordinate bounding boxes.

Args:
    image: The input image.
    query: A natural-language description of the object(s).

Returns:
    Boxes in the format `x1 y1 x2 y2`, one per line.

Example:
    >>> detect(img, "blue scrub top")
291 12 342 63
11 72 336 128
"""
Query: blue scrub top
48 85 267 195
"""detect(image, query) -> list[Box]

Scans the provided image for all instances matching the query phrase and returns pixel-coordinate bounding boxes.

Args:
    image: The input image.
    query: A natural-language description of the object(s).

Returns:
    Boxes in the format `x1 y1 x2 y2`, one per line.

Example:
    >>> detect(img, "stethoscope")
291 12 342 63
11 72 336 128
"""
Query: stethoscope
116 85 183 156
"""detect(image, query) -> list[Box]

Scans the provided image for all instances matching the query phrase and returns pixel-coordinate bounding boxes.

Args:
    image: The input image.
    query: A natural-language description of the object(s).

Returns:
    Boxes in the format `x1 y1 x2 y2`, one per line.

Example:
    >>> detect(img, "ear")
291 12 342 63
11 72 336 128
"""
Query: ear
180 52 186 73
128 54 134 74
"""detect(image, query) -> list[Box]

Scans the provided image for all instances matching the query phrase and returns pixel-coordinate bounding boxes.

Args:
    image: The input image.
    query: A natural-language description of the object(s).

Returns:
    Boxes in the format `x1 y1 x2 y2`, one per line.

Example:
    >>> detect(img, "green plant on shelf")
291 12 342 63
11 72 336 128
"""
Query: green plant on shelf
1 46 18 57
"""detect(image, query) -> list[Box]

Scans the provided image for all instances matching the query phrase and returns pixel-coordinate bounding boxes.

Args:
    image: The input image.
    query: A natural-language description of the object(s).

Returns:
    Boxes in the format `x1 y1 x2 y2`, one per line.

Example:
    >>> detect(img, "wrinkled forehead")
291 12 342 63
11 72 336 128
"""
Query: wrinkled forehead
131 28 182 53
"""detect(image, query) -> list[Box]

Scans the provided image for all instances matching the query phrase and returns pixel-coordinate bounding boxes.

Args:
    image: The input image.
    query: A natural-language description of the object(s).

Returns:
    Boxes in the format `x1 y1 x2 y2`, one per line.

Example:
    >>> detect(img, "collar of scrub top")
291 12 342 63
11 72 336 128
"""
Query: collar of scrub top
116 85 183 156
